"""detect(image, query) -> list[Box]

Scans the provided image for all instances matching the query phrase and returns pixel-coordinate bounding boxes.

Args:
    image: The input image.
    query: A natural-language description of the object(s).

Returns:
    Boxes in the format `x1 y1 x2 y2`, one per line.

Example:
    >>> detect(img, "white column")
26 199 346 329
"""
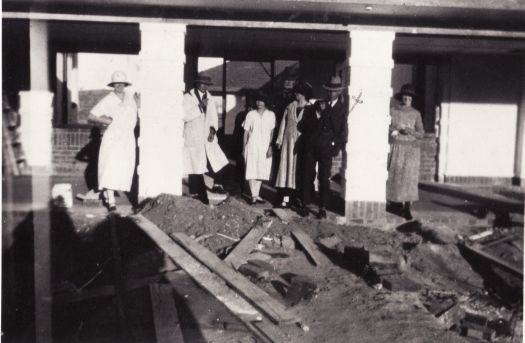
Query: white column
27 19 53 343
138 23 186 197
29 20 50 90
344 30 394 219
515 59 525 183
20 19 54 173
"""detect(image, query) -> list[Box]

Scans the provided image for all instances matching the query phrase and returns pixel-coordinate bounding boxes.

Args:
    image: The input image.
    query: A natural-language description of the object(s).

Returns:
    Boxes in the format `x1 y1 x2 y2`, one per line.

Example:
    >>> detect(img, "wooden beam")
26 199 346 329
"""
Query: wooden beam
4 12 525 38
129 214 262 322
290 228 327 266
169 231 299 325
149 283 184 343
461 242 523 277
224 219 272 269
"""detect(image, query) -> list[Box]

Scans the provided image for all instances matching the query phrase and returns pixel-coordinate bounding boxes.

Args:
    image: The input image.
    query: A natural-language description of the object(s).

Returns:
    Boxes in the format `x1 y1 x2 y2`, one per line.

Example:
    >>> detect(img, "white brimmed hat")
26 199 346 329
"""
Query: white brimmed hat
108 71 131 87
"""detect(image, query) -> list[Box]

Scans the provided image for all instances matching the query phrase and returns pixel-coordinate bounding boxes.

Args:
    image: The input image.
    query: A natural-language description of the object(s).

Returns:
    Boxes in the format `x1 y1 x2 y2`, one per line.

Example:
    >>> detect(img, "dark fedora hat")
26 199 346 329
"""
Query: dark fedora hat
399 84 416 97
195 74 213 85
293 81 313 100
322 75 345 91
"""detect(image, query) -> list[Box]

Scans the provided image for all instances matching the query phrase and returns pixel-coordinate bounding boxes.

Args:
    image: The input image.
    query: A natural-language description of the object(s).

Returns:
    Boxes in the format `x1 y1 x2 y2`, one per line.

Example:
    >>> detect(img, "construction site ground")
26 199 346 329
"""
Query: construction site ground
2 175 523 342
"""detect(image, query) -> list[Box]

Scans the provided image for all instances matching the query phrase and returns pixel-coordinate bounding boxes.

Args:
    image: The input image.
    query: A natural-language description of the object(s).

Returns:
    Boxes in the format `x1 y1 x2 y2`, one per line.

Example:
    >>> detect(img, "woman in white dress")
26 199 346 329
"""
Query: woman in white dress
243 92 276 205
88 71 139 211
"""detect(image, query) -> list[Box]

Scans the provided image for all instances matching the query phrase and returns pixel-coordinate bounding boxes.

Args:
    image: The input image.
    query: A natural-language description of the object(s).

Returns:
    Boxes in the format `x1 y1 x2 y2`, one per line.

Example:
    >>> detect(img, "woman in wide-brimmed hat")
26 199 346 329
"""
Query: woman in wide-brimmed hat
274 81 312 208
88 71 139 211
242 91 276 205
386 83 424 220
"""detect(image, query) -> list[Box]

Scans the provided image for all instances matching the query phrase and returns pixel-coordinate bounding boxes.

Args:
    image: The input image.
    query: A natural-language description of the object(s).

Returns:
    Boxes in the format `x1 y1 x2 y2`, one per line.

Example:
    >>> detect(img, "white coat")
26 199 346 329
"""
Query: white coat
183 89 228 175
90 91 137 192
243 109 276 180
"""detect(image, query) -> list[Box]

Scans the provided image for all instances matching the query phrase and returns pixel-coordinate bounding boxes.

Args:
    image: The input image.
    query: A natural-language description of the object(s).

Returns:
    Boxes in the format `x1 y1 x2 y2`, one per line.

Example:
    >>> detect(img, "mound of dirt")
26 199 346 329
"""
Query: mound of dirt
140 194 289 255
406 242 484 293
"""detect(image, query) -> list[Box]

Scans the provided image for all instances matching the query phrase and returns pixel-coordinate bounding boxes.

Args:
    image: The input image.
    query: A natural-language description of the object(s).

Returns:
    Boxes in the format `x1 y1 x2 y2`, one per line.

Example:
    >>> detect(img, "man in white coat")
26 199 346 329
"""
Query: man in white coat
183 74 229 204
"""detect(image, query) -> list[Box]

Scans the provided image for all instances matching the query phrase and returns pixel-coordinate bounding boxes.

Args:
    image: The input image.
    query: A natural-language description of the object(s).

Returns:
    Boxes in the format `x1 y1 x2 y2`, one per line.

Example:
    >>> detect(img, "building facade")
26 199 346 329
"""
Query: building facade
3 0 525 224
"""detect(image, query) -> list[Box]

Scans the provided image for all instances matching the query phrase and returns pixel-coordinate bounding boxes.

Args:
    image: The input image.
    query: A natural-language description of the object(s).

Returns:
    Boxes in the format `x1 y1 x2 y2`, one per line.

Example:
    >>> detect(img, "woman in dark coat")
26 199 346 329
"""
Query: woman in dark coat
386 84 424 220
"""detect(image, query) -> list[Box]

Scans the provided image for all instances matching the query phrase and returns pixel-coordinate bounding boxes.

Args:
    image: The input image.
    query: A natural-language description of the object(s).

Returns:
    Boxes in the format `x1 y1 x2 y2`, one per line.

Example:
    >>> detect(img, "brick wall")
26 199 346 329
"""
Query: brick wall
443 176 513 186
420 133 437 182
52 127 95 175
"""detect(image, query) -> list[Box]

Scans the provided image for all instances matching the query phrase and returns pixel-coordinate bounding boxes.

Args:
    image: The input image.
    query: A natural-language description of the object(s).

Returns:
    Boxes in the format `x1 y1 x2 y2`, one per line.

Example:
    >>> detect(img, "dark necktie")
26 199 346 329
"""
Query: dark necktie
201 91 207 113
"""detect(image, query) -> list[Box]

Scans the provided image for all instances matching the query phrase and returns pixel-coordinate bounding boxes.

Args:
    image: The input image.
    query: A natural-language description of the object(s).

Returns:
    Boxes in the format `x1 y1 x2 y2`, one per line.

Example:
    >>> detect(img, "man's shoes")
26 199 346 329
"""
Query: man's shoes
298 206 309 217
255 197 265 204
317 208 327 219
211 185 228 195
250 197 257 205
108 205 117 212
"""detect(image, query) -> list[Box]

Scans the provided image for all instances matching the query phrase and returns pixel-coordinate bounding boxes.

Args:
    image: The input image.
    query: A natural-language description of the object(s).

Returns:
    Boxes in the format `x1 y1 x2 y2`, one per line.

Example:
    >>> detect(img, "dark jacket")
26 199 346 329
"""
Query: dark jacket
298 100 348 156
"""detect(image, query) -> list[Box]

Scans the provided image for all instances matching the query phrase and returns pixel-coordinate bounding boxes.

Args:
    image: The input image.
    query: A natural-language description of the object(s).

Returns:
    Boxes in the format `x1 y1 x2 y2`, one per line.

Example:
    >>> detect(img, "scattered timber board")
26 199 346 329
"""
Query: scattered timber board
225 219 272 269
170 232 299 325
271 208 292 224
461 242 522 277
130 214 261 322
149 283 184 343
290 227 326 266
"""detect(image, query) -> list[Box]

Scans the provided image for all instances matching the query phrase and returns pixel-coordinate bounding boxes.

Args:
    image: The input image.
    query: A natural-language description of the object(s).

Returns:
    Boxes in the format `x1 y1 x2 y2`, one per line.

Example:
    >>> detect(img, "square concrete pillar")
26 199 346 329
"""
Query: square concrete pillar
344 30 395 223
138 23 186 197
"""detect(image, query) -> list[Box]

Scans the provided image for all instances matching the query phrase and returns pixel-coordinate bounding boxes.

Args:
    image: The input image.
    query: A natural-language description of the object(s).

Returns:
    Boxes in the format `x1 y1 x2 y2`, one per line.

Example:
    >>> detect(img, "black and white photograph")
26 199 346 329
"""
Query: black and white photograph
2 1 525 342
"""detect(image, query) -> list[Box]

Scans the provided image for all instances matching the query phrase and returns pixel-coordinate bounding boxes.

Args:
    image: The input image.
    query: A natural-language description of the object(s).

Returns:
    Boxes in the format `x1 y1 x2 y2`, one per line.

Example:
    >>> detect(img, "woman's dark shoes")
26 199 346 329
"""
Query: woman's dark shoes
108 205 117 212
403 208 413 220
250 197 257 205
317 208 327 219
386 202 403 216
255 197 265 204
402 202 413 220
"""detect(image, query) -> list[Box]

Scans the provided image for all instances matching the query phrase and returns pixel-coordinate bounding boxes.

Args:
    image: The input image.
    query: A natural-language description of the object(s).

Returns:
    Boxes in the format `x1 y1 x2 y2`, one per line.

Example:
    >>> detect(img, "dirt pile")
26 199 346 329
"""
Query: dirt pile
140 194 289 255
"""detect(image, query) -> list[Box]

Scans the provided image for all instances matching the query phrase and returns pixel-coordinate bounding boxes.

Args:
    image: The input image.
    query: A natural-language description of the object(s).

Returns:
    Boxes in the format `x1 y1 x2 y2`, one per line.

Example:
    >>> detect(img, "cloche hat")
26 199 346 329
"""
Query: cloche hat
399 84 416 97
293 81 313 100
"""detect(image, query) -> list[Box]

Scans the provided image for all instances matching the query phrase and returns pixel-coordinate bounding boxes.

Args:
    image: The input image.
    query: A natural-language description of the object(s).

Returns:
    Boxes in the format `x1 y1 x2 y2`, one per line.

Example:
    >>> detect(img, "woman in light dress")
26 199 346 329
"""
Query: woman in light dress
275 81 312 208
386 84 424 220
243 92 276 205
88 71 139 211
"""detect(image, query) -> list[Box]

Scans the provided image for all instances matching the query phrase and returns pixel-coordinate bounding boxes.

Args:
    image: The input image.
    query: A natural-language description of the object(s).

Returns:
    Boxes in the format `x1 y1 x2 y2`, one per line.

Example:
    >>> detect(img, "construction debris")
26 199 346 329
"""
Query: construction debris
290 228 327 266
224 218 273 269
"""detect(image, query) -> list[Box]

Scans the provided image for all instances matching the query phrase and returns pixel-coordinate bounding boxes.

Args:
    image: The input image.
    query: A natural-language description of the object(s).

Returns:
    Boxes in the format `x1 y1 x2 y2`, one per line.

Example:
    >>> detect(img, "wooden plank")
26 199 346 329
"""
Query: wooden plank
290 227 326 266
129 214 261 322
271 208 291 224
462 242 523 277
169 231 299 325
149 283 184 343
225 219 272 269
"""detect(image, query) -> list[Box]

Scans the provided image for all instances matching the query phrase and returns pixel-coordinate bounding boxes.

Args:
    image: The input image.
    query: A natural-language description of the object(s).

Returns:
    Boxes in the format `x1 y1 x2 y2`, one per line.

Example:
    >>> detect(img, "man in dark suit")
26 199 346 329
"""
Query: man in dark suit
298 76 348 219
